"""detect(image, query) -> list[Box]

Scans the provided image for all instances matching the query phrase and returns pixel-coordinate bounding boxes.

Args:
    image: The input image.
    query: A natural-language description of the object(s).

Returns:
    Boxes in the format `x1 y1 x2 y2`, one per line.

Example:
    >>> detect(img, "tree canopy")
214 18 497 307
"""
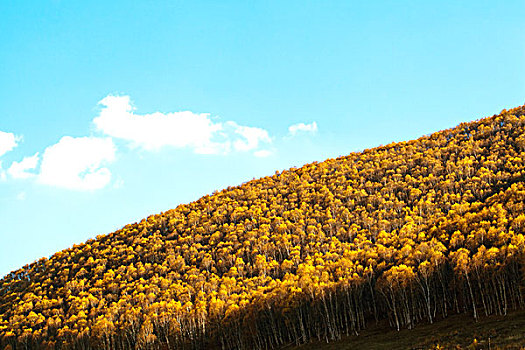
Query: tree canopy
1 106 525 349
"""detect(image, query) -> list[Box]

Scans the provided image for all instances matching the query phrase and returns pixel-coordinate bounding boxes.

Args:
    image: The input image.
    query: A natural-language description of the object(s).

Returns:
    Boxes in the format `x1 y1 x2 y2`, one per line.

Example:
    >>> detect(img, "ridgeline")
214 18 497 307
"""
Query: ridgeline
2 106 525 349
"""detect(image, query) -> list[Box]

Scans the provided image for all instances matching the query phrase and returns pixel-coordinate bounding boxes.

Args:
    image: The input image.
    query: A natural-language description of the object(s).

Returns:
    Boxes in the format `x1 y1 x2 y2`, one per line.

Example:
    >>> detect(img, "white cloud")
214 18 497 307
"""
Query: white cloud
0 96 279 191
39 136 116 191
288 121 318 136
0 161 5 181
93 95 271 155
8 153 39 179
0 131 18 157
254 150 273 158
228 122 272 152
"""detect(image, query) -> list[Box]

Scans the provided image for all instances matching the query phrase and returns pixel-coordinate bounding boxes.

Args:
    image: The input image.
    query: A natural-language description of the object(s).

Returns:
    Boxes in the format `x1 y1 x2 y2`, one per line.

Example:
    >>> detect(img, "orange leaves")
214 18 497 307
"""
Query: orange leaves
280 259 294 274
26 312 41 326
138 319 156 346
417 260 432 278
3 107 525 349
92 316 115 338
450 248 471 275
381 265 416 290
450 230 465 248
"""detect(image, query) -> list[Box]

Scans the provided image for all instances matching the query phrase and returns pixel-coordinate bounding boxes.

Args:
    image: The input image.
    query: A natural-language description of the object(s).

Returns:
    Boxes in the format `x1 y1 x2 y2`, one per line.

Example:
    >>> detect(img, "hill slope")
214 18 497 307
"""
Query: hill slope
1 106 525 350
293 310 525 349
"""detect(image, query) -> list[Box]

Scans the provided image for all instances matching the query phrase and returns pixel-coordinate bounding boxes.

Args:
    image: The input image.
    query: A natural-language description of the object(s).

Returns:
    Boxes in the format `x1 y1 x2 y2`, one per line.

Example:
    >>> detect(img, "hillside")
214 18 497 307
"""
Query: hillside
1 106 525 350
293 310 525 349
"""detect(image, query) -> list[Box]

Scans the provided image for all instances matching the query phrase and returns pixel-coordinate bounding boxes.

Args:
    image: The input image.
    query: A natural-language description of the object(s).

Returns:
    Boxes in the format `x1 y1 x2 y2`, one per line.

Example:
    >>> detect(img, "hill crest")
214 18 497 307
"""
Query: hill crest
1 105 525 349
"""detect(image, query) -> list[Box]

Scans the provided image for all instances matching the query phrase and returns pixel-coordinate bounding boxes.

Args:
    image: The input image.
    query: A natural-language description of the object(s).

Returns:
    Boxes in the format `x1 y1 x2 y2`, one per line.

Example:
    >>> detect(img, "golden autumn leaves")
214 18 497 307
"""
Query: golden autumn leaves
1 106 525 349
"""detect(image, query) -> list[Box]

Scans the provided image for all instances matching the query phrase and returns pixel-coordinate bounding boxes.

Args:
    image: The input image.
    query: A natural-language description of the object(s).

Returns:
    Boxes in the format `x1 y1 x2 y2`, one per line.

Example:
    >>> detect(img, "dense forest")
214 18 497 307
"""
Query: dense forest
1 106 525 350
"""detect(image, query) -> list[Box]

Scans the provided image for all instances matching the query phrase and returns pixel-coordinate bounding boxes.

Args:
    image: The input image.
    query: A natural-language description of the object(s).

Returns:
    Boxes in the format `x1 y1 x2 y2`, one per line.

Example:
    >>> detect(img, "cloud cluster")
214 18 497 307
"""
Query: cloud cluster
1 132 115 190
39 137 116 191
93 95 273 156
8 153 39 179
94 96 224 153
0 131 19 181
3 94 318 191
0 131 18 157
227 121 272 153
288 121 318 136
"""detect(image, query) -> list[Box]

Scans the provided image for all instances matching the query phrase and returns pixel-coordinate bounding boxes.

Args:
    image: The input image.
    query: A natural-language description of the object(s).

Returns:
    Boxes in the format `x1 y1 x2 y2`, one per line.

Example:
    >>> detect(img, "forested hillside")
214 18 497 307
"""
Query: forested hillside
1 106 525 350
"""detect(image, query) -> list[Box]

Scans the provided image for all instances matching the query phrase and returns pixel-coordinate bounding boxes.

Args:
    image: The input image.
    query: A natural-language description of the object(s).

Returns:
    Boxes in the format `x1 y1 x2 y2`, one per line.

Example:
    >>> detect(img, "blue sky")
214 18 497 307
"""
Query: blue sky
1 1 524 277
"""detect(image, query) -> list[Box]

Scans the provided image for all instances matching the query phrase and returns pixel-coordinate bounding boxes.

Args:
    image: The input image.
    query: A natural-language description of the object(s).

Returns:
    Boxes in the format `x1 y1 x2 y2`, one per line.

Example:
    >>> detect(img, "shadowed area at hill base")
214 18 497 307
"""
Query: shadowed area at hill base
293 310 525 349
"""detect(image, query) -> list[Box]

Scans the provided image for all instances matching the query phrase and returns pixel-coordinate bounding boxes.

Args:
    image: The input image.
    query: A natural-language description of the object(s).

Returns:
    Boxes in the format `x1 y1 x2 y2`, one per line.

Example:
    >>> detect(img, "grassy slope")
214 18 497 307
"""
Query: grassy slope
292 311 525 350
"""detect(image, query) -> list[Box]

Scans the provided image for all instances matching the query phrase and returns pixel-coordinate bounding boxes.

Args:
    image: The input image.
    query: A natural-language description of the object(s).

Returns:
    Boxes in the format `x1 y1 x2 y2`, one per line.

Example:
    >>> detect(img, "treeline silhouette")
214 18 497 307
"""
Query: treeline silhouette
1 106 525 350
